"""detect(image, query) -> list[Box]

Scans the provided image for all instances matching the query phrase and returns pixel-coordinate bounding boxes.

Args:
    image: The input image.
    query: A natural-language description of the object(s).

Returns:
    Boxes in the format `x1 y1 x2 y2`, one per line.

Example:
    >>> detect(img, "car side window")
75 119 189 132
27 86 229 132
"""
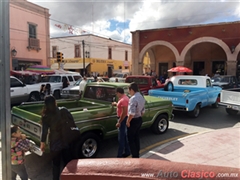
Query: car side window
84 86 115 102
206 79 211 87
68 76 73 82
152 78 157 86
11 78 23 87
62 76 67 82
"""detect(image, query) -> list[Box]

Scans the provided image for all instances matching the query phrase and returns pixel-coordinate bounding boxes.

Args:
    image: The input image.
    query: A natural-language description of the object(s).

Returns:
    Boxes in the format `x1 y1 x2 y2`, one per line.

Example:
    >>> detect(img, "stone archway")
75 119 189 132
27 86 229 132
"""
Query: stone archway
138 40 180 75
180 37 235 75
180 37 231 61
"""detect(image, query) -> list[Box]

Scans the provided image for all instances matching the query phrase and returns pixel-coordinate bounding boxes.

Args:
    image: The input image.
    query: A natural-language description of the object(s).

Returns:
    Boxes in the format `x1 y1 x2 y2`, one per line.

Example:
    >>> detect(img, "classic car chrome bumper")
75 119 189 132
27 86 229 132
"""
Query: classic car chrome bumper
219 102 240 111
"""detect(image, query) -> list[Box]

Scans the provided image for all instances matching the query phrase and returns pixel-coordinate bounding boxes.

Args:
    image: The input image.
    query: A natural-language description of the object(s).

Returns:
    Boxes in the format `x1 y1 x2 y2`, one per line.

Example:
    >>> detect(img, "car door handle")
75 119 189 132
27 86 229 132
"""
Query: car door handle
11 90 14 92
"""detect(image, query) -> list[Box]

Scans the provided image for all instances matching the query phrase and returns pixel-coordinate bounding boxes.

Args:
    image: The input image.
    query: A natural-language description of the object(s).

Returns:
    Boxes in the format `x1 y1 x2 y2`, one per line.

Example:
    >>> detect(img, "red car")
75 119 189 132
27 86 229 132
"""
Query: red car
125 75 164 95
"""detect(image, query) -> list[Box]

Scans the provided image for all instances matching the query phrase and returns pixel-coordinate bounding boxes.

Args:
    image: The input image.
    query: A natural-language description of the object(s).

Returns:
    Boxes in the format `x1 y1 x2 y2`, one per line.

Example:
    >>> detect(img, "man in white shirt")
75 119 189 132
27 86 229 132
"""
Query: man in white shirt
79 76 87 98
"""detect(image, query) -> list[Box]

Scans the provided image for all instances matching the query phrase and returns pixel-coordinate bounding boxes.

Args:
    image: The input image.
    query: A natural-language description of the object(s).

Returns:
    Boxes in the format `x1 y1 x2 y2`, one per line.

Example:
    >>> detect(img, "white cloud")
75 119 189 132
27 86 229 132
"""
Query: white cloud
29 0 240 44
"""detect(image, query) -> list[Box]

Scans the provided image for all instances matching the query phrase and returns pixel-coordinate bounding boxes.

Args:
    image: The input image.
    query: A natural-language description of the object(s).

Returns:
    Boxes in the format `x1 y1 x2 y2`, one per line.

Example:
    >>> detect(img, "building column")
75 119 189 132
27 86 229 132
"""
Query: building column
131 31 140 75
227 60 237 75
176 61 184 66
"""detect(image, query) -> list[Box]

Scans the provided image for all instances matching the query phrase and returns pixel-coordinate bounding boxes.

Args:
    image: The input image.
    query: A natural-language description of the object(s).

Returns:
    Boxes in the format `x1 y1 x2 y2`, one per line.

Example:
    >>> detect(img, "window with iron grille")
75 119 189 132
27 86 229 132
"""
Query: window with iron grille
75 45 81 57
29 24 37 39
108 47 112 59
52 46 57 58
125 50 128 61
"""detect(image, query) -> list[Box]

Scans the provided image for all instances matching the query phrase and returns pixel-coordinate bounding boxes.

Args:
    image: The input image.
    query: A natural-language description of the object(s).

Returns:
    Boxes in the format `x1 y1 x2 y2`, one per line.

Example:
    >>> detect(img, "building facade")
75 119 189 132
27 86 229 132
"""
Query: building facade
50 34 132 77
10 0 50 70
131 21 240 79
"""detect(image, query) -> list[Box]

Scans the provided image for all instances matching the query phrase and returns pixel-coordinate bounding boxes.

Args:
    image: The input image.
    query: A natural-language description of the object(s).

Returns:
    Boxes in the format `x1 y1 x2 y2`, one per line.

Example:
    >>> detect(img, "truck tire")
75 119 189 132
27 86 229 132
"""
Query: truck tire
75 132 100 158
53 90 61 99
226 108 238 115
164 81 174 91
151 114 169 134
189 104 200 118
28 92 40 102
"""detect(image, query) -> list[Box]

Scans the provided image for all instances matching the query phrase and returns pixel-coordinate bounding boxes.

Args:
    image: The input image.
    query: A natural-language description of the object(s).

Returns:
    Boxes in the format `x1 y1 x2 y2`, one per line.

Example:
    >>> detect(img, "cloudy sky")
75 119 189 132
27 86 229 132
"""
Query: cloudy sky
28 0 240 44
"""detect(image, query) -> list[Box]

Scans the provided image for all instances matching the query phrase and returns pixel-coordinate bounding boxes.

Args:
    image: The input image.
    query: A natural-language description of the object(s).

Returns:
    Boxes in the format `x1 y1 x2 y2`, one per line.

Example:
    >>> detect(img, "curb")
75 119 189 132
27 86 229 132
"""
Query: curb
141 127 240 158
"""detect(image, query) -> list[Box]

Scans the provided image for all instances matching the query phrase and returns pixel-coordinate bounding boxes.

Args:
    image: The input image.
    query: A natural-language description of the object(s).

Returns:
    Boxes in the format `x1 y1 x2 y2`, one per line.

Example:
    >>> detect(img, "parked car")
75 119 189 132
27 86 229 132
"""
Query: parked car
211 75 239 89
31 73 82 99
149 75 222 118
11 82 174 158
61 77 105 99
10 76 41 105
109 73 129 82
219 88 240 115
125 75 164 95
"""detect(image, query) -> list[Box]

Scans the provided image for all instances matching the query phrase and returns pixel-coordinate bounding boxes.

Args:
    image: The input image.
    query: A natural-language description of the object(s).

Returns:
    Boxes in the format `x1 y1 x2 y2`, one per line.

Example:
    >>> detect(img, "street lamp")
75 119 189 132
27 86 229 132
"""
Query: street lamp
11 47 17 57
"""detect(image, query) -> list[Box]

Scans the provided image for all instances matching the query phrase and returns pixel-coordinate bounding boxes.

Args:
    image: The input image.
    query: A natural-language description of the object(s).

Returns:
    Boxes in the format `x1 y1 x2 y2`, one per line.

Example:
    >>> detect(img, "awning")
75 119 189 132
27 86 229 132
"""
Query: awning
10 70 40 76
51 63 90 70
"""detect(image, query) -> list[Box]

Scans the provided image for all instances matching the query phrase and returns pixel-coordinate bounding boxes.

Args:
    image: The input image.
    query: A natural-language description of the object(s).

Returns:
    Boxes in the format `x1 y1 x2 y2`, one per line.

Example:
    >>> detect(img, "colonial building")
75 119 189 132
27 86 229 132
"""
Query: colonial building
10 0 50 70
131 21 240 79
50 34 132 77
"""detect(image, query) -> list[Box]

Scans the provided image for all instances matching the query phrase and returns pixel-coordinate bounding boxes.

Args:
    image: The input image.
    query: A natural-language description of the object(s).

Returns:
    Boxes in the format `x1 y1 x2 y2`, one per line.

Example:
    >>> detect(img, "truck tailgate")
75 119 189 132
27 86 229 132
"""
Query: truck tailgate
221 90 240 106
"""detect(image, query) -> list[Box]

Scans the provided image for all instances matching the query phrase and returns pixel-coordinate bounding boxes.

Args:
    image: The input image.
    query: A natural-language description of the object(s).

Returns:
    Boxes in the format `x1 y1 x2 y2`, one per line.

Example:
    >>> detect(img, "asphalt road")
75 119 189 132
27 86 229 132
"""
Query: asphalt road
19 106 240 179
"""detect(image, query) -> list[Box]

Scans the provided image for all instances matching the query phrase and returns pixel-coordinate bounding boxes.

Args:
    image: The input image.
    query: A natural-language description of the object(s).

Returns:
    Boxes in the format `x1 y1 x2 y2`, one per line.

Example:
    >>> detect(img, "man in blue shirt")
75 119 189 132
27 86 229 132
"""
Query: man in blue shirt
126 83 145 158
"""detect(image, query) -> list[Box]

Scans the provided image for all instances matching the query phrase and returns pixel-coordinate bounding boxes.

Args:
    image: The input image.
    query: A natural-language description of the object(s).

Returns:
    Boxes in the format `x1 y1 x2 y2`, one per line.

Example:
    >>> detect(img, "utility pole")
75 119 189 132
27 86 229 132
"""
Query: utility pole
82 40 85 76
0 0 12 179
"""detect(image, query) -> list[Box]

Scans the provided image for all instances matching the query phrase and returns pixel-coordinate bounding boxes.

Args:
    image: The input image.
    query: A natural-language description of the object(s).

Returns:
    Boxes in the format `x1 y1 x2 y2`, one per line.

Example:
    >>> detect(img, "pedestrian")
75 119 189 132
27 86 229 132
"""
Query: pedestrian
62 77 69 89
112 87 131 158
11 125 31 180
44 83 51 97
126 82 145 158
79 76 87 98
40 95 71 180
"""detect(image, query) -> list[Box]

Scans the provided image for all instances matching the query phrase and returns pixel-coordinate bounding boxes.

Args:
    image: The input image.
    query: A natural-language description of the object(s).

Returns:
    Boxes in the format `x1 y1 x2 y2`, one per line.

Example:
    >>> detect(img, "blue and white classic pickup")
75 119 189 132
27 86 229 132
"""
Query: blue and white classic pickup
149 75 222 118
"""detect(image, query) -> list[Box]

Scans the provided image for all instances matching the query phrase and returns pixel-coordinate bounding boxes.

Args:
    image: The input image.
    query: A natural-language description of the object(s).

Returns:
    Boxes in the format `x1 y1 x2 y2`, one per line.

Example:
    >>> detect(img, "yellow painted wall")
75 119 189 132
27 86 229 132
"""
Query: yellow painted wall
50 58 130 75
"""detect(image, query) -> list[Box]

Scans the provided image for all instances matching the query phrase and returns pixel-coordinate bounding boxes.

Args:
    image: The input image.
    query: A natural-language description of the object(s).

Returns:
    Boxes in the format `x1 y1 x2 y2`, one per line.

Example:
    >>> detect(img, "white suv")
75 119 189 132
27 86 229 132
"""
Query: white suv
10 76 40 105
40 73 82 99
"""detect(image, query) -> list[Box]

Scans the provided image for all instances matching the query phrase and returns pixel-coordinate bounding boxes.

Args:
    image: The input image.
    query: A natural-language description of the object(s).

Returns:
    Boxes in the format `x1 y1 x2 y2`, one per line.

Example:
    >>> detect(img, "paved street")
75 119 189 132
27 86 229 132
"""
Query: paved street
1 106 240 179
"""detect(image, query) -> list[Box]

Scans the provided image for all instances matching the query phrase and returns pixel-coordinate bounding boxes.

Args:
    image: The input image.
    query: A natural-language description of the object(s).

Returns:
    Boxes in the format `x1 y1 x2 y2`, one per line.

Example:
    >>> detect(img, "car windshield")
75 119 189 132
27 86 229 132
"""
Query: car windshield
126 78 148 85
74 79 82 86
115 74 124 78
211 76 230 83
48 76 61 82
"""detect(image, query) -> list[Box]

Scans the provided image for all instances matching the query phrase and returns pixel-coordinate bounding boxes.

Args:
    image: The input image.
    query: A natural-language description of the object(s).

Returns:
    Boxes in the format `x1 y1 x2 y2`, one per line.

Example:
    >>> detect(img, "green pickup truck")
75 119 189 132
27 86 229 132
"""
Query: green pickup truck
11 82 174 158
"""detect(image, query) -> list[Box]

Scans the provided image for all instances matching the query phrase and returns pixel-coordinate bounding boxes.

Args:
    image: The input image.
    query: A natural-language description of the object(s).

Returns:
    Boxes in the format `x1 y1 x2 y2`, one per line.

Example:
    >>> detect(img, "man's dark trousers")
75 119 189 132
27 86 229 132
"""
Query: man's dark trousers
127 117 142 158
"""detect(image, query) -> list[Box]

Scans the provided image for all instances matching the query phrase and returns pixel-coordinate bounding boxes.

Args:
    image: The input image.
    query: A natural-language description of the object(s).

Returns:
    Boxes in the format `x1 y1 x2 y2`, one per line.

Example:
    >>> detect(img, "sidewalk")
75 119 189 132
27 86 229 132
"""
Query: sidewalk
141 127 240 169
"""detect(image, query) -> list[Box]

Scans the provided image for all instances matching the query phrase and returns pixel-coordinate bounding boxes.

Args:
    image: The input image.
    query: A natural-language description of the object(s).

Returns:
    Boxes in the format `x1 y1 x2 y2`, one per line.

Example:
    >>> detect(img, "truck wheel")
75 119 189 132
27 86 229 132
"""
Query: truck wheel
164 81 174 91
53 91 61 99
189 104 200 118
226 108 238 115
28 92 40 102
151 115 169 134
75 132 100 158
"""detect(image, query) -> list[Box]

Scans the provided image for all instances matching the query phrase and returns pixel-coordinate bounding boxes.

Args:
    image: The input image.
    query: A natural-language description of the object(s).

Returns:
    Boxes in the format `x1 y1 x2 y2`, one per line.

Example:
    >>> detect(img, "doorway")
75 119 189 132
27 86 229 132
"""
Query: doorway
193 62 205 75
212 61 225 75
158 63 168 77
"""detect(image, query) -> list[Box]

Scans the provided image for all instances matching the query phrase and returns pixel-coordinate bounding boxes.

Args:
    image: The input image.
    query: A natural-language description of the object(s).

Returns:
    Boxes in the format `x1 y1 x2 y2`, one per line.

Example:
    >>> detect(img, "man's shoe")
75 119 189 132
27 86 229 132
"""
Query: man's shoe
122 153 130 158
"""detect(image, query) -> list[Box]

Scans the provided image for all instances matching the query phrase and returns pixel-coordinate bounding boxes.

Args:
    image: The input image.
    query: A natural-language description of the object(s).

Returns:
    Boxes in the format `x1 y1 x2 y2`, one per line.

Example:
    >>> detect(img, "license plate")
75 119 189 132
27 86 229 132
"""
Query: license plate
12 116 41 137
232 106 239 110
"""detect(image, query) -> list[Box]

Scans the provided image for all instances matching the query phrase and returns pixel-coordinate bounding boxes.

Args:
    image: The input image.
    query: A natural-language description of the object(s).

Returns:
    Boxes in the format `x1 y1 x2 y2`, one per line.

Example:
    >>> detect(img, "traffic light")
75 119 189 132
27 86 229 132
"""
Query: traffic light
57 52 64 62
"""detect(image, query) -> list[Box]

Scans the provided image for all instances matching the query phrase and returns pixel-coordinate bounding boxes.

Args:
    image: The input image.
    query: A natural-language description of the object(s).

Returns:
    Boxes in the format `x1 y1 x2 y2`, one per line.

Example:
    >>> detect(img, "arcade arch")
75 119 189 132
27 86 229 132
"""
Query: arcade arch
180 37 232 76
139 41 179 76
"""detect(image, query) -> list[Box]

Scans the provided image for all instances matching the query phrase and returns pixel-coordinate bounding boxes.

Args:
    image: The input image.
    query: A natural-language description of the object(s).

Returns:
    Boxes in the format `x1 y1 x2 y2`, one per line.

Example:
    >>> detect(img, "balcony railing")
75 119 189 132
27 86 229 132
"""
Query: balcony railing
27 38 41 51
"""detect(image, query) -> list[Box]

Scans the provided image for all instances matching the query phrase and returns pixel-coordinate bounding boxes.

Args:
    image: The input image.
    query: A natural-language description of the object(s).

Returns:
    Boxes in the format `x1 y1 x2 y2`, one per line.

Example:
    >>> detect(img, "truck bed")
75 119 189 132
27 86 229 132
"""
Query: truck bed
11 100 110 142
149 87 209 111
